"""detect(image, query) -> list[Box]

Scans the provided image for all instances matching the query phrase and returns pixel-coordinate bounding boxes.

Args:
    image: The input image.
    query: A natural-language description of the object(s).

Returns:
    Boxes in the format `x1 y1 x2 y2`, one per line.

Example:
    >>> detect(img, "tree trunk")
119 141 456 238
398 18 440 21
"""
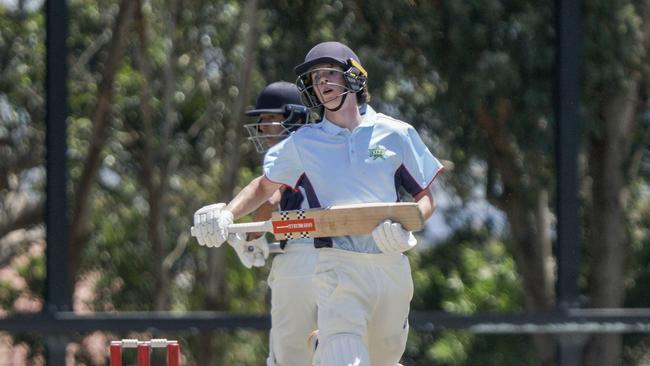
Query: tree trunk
584 80 638 366
479 102 556 365
584 2 649 363
503 187 556 365
197 0 259 364
132 0 173 311
68 0 136 294
203 0 258 317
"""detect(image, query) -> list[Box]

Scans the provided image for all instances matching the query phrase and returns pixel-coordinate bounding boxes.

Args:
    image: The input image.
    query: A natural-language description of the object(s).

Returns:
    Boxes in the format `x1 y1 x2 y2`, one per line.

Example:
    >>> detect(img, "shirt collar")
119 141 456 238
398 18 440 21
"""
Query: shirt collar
318 104 377 135
319 118 347 135
359 105 377 127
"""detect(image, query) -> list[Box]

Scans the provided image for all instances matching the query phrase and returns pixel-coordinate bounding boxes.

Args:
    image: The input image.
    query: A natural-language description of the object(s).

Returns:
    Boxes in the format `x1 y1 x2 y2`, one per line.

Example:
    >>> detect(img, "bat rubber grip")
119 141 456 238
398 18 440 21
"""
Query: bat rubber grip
228 221 272 233
247 242 283 254
190 221 270 237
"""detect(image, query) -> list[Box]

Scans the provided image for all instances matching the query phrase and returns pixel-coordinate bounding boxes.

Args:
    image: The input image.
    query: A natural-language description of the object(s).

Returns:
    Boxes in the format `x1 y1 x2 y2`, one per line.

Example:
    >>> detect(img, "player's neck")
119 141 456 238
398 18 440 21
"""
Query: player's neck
324 100 362 131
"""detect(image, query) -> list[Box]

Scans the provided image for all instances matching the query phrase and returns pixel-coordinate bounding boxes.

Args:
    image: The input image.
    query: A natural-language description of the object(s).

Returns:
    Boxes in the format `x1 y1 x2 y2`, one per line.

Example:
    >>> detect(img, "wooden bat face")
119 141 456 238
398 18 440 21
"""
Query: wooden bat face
269 202 423 240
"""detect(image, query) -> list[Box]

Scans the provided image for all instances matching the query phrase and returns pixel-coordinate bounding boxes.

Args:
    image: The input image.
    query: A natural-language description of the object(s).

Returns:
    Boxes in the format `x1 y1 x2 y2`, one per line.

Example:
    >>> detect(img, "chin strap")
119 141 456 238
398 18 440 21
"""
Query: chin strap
324 92 348 112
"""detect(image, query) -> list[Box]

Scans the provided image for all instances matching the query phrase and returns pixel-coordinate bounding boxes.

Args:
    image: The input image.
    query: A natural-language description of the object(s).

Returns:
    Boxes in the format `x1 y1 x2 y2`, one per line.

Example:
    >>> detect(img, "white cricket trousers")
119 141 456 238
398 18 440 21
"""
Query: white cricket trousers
267 245 319 366
313 248 413 366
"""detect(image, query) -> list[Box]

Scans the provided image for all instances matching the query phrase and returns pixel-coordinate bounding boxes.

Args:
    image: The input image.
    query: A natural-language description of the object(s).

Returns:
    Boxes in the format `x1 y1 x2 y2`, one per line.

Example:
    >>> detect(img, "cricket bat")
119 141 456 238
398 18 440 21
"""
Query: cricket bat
191 202 424 241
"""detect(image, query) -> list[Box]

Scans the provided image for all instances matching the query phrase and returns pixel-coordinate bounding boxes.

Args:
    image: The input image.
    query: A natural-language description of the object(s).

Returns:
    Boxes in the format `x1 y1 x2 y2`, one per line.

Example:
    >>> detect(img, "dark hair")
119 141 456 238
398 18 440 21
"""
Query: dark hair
357 87 369 105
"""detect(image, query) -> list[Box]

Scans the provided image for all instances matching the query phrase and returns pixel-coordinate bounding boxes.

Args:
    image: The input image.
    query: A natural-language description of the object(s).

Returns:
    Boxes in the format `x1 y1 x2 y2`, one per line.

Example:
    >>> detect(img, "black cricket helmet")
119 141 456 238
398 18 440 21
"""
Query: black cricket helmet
244 81 311 153
294 41 368 110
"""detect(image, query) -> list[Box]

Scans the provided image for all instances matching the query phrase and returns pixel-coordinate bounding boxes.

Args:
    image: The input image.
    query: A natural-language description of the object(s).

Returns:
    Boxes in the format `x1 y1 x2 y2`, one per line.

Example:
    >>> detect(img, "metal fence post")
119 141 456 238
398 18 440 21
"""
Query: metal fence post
554 0 583 364
45 0 70 363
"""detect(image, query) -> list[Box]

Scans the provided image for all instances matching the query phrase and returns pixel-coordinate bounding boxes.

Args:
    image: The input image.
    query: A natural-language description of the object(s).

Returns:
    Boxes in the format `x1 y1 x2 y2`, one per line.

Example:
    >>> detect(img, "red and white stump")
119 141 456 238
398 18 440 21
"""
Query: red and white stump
109 338 180 366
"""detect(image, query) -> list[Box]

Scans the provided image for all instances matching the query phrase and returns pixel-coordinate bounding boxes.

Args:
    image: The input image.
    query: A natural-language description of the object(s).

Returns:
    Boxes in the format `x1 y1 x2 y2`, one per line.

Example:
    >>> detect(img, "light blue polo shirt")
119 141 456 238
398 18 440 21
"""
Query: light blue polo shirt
263 106 443 253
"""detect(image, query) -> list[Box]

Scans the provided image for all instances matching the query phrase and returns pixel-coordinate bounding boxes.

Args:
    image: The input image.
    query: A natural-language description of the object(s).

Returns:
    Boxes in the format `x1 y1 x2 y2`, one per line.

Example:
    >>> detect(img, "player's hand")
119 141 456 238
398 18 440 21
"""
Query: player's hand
192 203 233 248
228 233 270 268
372 219 417 253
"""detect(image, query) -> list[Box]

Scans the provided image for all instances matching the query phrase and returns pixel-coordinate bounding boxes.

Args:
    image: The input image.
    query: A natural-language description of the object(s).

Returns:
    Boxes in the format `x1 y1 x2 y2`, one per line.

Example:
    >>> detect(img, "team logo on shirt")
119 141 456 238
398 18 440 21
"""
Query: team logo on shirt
368 145 388 160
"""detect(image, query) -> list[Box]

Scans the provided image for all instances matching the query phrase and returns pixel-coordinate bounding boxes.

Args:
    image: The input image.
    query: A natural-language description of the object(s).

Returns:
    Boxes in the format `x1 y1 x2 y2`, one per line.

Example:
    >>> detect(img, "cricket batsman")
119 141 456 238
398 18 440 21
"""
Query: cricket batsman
196 81 319 366
193 42 443 366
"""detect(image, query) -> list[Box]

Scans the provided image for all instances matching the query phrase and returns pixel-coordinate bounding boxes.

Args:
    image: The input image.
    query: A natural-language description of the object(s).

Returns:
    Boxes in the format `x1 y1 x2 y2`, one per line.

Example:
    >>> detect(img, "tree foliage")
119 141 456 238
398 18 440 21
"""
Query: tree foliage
0 0 649 364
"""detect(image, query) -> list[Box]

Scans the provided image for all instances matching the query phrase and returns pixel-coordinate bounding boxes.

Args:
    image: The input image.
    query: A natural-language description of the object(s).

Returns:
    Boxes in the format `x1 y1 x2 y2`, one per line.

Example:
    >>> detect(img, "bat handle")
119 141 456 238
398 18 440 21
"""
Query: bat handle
228 221 272 233
190 221 271 237
248 242 283 254
268 242 283 254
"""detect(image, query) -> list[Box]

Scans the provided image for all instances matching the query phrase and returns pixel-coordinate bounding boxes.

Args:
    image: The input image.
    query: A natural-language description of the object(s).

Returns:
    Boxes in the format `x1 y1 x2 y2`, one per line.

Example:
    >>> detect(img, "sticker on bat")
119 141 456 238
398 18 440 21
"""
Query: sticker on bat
272 218 316 233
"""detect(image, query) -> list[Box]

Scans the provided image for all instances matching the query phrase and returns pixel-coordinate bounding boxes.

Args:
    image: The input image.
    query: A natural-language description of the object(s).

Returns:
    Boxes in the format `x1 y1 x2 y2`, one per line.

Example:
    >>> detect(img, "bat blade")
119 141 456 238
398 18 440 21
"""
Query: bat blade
269 202 423 240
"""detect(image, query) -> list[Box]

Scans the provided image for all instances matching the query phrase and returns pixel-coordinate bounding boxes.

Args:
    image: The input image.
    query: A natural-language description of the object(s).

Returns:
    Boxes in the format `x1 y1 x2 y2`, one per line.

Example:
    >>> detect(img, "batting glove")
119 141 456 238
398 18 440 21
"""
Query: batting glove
372 219 417 253
192 203 233 248
228 233 270 268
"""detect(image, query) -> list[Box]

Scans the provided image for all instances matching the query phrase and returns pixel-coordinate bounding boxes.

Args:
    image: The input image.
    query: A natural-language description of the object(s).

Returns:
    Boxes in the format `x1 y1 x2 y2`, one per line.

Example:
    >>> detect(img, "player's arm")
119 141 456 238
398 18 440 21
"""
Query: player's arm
226 175 282 219
253 187 284 221
414 187 435 221
247 187 284 240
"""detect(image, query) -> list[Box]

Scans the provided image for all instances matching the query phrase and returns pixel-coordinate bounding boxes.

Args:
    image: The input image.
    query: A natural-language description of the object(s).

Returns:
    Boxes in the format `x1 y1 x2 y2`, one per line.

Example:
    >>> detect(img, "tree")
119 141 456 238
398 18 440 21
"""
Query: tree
69 0 137 288
2 0 649 364
582 0 650 364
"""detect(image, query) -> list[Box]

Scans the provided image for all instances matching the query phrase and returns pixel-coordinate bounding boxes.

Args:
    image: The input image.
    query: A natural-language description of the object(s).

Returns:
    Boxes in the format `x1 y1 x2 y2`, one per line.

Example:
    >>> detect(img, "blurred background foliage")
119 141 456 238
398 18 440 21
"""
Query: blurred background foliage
0 0 649 365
